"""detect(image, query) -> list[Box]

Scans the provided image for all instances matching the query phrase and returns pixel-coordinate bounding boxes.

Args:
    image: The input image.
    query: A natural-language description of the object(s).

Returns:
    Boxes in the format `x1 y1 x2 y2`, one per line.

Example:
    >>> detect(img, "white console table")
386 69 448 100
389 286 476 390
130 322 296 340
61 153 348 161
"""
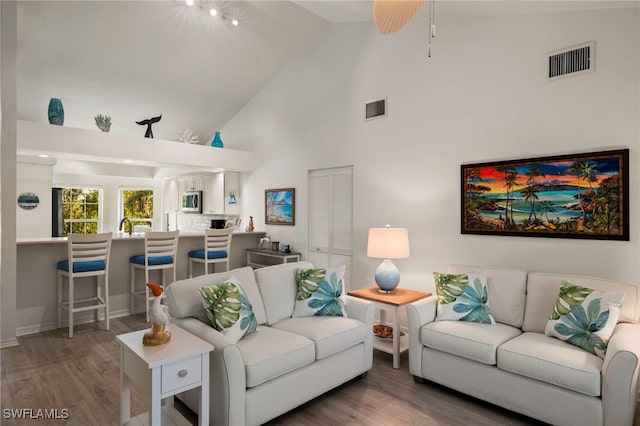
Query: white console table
117 324 213 426
246 248 301 268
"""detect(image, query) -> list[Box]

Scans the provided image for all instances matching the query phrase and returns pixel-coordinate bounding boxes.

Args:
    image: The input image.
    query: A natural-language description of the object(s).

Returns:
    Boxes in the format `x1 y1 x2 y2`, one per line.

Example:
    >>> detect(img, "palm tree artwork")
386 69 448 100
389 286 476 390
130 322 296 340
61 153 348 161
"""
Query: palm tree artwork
461 149 628 239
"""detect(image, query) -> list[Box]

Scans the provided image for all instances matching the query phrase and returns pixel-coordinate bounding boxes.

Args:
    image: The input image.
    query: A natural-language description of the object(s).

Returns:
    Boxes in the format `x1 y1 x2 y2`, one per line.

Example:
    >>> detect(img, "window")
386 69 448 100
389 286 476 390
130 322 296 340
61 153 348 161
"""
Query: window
62 188 101 235
121 188 154 233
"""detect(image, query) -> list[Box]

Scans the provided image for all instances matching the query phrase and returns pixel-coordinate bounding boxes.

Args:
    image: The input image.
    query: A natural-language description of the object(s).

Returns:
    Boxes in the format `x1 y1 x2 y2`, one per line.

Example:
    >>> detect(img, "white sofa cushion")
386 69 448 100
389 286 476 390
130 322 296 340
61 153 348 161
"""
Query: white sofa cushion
255 261 314 325
166 266 267 325
446 265 527 328
523 273 639 333
421 320 521 365
238 326 315 388
272 316 366 360
498 332 603 397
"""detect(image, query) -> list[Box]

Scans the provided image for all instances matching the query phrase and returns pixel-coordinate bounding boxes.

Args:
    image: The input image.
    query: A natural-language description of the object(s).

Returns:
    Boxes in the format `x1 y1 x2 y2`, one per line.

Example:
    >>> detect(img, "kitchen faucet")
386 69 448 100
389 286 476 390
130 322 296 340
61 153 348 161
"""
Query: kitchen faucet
119 218 132 235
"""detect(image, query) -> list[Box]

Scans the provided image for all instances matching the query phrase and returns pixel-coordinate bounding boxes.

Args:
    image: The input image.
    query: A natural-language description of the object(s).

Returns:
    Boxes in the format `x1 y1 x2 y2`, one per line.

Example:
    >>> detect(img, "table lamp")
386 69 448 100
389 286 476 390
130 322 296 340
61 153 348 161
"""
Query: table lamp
367 225 410 293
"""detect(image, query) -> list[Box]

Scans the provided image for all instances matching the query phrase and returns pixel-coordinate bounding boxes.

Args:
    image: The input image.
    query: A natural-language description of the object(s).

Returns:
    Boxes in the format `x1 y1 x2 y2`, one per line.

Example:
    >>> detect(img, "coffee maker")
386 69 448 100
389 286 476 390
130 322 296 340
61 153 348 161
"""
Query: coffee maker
210 219 226 229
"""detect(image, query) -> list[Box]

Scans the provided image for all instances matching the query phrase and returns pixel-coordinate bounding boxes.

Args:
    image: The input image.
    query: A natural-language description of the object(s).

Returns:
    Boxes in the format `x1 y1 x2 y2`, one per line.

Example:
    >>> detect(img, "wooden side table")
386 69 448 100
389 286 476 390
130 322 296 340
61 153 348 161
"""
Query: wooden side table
246 248 301 268
116 324 213 426
348 287 431 369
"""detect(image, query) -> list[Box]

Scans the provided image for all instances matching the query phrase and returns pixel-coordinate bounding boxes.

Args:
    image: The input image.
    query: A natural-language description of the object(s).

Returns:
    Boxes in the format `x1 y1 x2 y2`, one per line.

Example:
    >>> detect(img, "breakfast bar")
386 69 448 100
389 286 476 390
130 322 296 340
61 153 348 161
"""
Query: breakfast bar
16 230 264 336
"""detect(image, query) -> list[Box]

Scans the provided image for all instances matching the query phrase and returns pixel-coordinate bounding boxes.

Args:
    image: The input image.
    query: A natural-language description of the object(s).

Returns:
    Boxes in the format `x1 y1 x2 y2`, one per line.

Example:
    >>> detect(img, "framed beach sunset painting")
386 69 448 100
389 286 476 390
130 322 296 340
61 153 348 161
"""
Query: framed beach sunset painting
265 188 295 225
461 149 629 240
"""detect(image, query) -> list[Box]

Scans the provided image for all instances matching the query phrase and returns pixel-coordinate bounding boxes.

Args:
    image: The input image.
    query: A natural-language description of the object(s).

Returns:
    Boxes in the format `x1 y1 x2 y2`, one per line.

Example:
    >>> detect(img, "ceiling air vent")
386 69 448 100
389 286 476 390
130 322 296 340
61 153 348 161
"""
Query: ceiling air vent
365 98 387 121
547 42 595 81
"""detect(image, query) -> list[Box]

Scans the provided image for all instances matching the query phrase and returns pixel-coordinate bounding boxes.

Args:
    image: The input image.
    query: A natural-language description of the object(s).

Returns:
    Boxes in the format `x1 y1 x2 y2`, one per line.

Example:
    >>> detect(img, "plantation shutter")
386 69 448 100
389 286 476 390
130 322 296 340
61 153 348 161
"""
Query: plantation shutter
308 166 353 291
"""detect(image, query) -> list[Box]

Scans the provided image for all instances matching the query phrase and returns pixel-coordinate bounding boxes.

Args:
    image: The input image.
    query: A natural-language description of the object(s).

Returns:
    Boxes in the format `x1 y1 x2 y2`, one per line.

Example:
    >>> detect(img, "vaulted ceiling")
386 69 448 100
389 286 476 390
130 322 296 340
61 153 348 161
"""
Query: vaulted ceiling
17 1 635 148
17 1 373 145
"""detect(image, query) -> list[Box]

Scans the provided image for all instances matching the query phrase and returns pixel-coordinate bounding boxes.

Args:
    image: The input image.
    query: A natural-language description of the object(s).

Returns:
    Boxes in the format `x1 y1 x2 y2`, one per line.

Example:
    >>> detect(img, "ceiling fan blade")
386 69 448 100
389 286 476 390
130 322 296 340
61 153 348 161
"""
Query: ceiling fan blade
373 0 427 35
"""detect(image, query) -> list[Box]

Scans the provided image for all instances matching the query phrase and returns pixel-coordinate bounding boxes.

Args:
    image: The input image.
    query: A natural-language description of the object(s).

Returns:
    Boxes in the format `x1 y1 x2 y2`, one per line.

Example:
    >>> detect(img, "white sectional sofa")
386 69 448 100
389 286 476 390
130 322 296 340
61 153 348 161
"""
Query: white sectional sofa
165 261 374 426
407 265 640 426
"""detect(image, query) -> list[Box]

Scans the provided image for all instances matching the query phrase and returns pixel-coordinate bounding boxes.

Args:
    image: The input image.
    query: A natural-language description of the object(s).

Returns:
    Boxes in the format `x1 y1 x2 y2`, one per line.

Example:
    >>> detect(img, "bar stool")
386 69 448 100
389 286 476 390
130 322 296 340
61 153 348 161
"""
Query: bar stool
130 230 179 322
57 232 112 338
188 228 233 278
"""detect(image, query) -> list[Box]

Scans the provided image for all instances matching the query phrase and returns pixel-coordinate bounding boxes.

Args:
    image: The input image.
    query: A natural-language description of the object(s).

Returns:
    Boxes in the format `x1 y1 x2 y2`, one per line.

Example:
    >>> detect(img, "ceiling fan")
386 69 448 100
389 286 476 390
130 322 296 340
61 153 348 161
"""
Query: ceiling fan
373 0 435 56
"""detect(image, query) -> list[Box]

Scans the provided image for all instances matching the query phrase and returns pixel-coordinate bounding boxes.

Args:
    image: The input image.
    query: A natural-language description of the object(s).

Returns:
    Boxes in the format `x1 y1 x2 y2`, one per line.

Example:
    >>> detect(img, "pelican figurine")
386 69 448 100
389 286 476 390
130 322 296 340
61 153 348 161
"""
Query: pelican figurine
142 282 172 346
136 114 162 138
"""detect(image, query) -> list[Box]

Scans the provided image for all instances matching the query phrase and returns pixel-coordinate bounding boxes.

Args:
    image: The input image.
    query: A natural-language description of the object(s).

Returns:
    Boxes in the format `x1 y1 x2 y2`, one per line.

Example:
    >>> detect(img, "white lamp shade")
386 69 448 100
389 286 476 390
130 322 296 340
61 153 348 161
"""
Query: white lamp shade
367 228 410 259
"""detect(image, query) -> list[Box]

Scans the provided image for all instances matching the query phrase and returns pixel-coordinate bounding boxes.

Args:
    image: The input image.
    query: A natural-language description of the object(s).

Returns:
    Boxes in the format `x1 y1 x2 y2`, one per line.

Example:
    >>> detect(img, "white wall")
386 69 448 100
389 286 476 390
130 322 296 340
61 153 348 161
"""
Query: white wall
16 160 53 238
1 0 18 347
223 6 640 290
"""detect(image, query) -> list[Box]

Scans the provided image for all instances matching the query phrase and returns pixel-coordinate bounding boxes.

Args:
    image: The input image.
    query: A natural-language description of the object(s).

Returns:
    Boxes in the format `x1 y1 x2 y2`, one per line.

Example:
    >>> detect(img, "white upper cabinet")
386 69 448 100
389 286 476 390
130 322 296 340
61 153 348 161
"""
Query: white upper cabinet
223 172 240 215
203 174 224 214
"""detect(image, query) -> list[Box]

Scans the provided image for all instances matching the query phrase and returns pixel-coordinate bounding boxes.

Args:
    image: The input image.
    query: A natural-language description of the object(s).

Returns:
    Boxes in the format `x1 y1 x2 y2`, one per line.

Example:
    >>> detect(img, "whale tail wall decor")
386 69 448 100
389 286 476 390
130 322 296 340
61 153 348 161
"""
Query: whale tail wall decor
136 114 162 138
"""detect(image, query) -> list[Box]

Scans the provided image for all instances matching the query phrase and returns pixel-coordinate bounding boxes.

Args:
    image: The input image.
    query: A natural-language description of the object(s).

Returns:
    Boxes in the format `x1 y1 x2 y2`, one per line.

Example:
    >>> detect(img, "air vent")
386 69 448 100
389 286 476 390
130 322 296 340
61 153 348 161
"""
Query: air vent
365 98 387 120
547 42 595 81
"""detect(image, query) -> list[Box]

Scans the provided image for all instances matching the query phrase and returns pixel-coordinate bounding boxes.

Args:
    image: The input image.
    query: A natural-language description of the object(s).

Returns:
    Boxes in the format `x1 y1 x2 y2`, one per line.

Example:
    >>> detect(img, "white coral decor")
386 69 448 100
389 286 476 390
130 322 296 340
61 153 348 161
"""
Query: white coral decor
176 129 200 144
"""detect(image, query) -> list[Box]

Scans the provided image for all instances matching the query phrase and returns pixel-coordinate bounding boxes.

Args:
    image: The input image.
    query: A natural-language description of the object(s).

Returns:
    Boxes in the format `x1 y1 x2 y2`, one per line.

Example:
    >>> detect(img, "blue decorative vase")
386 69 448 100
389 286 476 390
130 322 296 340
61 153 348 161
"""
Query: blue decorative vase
211 131 224 148
48 98 64 126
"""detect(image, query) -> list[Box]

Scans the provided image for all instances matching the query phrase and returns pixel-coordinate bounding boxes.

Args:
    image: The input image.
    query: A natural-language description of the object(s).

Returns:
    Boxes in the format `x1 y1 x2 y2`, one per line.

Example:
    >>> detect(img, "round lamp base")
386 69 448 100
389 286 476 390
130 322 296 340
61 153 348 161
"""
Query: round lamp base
374 259 400 293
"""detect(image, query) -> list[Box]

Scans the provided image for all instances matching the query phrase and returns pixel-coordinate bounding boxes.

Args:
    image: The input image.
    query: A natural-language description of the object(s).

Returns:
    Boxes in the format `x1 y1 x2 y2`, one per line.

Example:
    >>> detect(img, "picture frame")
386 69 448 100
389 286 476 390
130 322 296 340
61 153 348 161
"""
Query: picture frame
265 188 295 225
461 149 629 240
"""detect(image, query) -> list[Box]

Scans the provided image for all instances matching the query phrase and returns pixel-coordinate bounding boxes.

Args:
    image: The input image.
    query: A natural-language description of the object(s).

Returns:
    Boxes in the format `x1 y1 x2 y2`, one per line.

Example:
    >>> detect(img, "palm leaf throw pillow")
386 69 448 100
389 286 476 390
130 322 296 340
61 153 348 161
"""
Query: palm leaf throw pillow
198 276 257 342
433 272 495 324
544 280 624 359
292 265 347 318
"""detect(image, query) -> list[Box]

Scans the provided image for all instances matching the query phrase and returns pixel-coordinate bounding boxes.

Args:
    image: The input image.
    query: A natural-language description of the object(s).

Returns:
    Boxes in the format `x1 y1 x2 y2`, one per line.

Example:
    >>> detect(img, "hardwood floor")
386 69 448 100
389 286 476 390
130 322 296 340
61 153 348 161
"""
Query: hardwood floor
1 316 638 426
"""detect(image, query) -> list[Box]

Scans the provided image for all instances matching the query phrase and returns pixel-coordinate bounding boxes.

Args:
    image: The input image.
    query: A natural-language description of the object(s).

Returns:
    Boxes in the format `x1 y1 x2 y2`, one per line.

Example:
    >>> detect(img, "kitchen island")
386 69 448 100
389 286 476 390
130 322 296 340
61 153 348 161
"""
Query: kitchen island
16 230 265 336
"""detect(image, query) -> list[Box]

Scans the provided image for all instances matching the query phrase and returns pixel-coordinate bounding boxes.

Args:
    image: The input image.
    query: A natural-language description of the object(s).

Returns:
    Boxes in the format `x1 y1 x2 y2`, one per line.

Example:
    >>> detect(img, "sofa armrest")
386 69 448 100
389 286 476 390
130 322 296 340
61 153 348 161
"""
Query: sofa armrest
345 295 375 370
406 296 438 377
345 295 375 325
602 322 640 426
172 318 247 426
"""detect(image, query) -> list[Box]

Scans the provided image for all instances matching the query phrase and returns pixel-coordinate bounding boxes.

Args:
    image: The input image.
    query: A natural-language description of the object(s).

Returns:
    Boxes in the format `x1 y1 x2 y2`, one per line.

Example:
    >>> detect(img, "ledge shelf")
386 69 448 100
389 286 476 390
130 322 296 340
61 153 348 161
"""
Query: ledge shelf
17 120 255 173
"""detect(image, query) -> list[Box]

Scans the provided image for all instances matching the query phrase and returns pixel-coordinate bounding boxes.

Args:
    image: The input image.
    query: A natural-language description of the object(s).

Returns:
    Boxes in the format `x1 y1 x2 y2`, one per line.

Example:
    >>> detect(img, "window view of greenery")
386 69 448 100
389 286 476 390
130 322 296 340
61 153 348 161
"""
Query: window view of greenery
122 189 154 233
62 188 100 236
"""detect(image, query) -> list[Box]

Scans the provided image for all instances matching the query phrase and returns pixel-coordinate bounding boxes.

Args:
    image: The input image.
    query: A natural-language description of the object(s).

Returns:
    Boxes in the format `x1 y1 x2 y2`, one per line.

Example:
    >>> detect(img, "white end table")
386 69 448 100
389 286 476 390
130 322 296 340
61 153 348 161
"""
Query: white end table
116 324 213 426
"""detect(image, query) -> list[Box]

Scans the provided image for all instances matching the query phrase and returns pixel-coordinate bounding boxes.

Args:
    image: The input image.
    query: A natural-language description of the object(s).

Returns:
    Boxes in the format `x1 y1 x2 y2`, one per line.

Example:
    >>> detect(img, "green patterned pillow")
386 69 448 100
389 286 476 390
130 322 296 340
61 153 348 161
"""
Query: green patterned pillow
292 265 347 318
433 272 495 324
198 276 257 342
544 280 624 359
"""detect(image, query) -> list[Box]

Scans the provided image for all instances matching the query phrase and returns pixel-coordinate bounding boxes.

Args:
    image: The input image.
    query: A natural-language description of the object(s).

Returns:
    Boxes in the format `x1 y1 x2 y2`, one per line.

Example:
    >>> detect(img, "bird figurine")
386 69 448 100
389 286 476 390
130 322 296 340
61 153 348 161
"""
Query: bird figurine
142 282 172 346
136 114 162 138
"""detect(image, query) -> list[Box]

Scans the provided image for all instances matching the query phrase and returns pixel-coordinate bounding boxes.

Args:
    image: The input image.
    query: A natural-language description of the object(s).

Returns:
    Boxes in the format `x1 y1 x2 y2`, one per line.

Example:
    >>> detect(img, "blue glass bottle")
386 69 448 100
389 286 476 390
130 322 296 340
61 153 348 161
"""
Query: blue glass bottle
48 98 64 126
211 131 224 148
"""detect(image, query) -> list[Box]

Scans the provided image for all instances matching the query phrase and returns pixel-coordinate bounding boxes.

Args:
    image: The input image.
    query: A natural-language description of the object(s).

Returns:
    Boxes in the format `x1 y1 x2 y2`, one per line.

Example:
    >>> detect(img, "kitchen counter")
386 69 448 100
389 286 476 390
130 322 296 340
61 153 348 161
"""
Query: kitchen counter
16 230 266 244
16 230 265 336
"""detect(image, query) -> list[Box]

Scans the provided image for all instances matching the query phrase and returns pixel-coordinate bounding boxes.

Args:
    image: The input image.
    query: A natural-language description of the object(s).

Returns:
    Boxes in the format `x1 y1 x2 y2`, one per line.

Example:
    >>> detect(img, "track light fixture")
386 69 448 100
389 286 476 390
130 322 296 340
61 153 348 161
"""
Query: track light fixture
183 0 241 27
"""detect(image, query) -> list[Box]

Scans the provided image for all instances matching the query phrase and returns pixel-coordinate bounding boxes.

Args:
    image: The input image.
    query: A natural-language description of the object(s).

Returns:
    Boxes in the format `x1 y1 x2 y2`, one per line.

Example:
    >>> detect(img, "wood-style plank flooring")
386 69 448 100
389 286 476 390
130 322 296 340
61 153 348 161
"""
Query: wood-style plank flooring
1 316 638 426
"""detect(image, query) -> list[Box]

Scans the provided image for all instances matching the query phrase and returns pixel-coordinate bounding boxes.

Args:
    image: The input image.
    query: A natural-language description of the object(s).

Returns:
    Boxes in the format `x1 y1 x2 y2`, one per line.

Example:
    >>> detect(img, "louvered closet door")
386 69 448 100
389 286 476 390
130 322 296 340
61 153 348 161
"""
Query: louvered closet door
308 166 353 291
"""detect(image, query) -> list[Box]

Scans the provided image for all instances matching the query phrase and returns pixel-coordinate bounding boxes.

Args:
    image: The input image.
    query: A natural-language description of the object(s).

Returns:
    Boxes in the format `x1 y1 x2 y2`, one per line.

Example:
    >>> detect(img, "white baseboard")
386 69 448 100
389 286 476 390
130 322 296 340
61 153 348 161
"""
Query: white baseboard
0 337 19 348
15 308 136 337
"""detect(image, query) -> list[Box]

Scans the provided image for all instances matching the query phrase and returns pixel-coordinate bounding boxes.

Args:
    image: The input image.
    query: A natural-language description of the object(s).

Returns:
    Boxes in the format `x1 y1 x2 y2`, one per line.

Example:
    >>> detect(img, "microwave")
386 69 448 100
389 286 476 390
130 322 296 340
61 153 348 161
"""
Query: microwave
181 191 202 213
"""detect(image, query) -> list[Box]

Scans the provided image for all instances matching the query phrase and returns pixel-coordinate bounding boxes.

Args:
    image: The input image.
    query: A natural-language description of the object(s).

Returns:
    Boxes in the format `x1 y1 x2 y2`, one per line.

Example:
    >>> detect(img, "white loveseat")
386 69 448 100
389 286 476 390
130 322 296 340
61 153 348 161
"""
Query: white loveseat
165 261 374 426
407 265 640 426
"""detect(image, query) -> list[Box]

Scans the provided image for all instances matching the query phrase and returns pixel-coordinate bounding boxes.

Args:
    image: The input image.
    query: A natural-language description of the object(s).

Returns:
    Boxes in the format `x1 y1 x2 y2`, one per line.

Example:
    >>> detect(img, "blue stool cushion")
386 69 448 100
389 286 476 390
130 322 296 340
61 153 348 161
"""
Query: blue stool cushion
57 259 106 273
188 250 228 260
129 255 174 266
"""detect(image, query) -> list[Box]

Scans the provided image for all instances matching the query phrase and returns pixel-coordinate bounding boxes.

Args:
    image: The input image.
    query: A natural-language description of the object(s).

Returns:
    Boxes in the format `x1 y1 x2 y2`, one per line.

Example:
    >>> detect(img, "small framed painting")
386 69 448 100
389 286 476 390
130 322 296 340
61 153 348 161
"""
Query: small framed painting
265 188 295 225
461 149 629 240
